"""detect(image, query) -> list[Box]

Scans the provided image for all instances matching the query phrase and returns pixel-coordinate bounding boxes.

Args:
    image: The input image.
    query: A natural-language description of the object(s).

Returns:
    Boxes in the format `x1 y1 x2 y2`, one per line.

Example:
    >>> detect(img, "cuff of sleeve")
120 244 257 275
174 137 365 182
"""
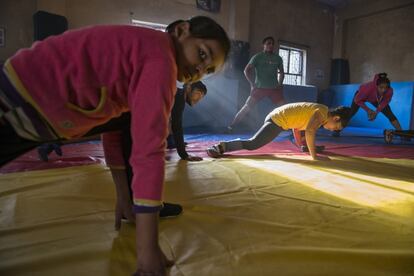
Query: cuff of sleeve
133 199 163 213
133 204 162 213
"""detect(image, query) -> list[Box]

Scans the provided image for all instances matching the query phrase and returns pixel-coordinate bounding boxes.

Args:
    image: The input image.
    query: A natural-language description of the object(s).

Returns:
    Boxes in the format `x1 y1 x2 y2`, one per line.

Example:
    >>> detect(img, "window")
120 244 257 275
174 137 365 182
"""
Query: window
278 44 306 85
131 19 167 32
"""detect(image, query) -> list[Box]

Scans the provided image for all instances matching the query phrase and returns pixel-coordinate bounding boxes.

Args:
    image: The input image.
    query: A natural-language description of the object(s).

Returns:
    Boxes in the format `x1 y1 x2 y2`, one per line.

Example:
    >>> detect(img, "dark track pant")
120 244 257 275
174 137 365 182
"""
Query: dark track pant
223 119 283 152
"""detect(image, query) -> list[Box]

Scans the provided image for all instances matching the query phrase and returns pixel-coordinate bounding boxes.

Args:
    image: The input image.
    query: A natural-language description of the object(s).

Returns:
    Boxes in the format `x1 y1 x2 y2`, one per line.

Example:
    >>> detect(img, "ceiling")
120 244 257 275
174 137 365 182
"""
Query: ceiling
316 0 349 8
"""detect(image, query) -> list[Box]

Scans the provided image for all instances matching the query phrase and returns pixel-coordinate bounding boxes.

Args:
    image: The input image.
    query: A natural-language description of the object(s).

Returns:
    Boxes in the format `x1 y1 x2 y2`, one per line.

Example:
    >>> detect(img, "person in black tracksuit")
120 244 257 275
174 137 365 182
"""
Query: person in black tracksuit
167 81 207 161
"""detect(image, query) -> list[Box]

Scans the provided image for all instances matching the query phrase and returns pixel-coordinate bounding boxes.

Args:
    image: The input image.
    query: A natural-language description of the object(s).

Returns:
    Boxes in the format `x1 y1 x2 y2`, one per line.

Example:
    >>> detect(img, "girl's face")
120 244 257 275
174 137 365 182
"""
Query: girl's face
173 23 226 83
377 83 388 95
323 116 343 131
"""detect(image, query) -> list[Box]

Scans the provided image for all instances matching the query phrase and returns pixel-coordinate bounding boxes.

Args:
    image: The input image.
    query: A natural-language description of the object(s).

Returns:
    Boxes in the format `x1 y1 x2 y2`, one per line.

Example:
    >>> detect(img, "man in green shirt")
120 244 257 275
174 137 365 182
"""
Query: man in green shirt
228 36 285 131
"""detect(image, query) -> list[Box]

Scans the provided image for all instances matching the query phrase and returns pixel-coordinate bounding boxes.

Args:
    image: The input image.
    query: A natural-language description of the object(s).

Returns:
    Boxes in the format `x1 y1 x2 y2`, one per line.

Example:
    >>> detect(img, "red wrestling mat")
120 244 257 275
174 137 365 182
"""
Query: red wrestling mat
185 140 414 160
2 139 413 174
0 142 105 174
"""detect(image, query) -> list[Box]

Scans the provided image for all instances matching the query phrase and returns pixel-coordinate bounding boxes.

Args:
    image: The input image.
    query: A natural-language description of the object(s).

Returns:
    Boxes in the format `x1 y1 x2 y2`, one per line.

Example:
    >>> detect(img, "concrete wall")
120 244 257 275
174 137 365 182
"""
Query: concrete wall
0 0 37 63
249 0 335 90
3 1 412 85
333 0 414 83
0 0 251 62
65 0 249 41
65 0 230 31
37 0 66 16
1 0 334 89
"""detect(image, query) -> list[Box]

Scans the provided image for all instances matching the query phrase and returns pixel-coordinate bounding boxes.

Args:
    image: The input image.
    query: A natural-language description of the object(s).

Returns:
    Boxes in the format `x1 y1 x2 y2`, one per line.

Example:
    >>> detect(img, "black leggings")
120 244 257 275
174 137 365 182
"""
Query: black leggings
0 112 132 168
344 91 397 126
0 120 41 166
223 119 283 152
119 126 134 198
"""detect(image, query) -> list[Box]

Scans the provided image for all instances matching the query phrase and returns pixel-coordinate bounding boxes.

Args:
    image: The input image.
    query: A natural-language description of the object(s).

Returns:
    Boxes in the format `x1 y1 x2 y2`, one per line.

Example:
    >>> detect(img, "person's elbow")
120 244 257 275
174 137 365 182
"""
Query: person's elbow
305 127 317 134
244 65 252 75
354 98 363 106
305 130 317 140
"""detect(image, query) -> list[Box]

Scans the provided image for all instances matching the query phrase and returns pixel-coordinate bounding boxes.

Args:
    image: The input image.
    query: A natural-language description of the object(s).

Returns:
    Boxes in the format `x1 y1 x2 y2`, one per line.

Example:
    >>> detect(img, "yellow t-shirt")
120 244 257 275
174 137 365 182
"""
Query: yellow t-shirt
267 102 329 130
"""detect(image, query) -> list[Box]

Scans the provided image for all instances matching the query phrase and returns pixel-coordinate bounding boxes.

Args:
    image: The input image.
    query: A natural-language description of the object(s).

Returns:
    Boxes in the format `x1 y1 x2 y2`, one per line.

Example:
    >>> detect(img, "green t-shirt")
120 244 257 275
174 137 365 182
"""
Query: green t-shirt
248 52 284 88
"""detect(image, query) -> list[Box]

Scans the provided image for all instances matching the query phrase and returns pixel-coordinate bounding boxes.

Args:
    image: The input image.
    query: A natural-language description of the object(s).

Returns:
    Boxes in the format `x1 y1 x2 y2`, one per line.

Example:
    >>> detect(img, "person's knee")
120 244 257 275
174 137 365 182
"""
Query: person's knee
388 115 397 122
242 140 260 151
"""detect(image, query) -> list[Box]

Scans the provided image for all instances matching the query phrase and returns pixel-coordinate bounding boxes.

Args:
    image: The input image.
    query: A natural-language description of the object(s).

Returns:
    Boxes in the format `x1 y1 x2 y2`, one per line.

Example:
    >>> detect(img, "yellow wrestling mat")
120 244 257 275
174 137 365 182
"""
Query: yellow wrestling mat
1 155 414 275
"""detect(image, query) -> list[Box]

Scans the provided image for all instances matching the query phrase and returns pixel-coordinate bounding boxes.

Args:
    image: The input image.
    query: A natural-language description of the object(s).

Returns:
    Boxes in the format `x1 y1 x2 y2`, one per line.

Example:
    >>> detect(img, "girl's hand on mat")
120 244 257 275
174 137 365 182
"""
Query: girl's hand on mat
367 109 377 121
370 112 377 121
110 169 135 230
135 246 173 276
135 214 174 276
185 155 203 161
114 198 135 230
313 155 331 161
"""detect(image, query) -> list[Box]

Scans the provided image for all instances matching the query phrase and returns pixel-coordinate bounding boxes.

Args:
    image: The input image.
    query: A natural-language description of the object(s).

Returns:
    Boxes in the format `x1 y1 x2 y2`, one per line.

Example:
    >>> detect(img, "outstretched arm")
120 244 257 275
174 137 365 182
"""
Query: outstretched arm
304 110 323 160
354 87 372 113
171 93 189 160
244 63 256 88
170 93 202 161
128 59 176 274
376 89 393 113
304 130 317 160
277 63 284 87
102 131 135 229
134 213 174 275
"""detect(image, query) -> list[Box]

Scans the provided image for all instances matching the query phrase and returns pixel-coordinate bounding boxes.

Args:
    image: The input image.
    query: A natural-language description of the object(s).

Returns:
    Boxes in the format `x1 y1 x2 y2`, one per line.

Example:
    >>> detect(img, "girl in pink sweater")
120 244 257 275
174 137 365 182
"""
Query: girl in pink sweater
333 73 402 136
0 16 230 275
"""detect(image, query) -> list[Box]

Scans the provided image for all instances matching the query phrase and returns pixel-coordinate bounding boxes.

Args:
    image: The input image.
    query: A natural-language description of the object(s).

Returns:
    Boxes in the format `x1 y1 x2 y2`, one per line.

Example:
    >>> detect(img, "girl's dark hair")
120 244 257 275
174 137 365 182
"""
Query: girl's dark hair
329 106 352 127
262 36 275 44
165 20 185 34
166 16 231 62
376 72 390 87
183 81 207 95
191 81 207 95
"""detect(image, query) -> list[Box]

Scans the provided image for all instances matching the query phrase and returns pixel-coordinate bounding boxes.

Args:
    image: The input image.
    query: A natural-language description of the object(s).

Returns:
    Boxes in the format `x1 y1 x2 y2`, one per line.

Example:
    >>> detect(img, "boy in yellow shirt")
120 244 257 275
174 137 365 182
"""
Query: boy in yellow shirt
207 102 350 160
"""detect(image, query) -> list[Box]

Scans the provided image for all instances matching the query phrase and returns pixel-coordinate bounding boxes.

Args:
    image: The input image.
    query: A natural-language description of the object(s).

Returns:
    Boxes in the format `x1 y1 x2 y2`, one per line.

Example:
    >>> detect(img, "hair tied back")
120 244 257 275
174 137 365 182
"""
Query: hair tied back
378 72 387 79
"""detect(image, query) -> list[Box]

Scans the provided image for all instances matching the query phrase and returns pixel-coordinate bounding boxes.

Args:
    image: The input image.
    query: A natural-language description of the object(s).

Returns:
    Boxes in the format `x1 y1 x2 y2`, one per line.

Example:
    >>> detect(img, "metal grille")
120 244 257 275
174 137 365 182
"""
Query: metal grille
279 46 305 85
131 19 167 32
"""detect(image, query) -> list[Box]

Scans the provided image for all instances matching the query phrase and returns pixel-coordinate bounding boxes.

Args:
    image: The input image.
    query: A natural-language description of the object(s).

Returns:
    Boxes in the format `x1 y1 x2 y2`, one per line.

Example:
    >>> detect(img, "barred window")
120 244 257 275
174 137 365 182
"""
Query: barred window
131 19 167 32
279 45 306 85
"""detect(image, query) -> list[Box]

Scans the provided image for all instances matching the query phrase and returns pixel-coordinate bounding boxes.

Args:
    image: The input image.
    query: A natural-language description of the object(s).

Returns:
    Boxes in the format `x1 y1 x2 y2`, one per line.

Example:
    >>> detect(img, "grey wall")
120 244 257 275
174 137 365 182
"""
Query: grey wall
0 0 37 63
333 0 414 83
0 0 338 91
0 0 250 61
